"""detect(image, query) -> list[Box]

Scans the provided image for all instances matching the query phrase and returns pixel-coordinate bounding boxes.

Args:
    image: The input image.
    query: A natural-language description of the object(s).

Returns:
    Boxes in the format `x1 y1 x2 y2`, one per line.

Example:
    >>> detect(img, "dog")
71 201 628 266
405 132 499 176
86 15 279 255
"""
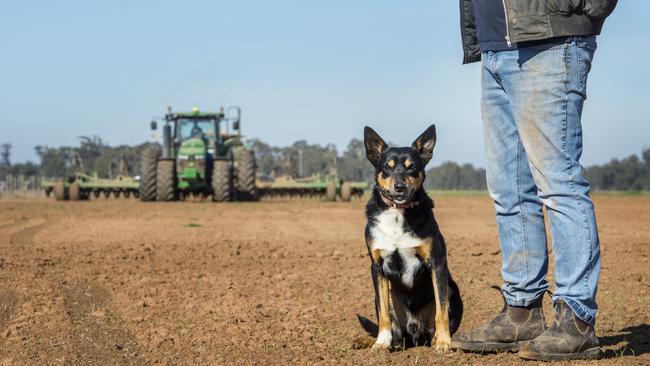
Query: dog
354 124 463 352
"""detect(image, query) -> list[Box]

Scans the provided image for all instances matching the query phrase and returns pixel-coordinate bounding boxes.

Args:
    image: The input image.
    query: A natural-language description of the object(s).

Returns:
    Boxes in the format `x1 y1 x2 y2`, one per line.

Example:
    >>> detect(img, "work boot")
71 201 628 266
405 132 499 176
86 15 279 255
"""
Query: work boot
519 299 600 361
450 287 546 352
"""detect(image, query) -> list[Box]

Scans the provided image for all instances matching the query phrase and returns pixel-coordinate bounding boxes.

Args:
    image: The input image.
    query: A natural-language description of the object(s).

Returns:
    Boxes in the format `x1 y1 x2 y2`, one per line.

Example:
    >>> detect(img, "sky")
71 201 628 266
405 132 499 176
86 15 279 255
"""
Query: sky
1 0 648 168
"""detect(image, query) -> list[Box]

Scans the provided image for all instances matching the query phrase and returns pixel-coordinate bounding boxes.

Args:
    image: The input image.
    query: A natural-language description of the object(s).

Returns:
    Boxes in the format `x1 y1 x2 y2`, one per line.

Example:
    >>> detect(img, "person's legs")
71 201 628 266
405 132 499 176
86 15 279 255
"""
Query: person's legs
496 36 601 360
501 37 600 326
451 51 549 352
481 51 550 306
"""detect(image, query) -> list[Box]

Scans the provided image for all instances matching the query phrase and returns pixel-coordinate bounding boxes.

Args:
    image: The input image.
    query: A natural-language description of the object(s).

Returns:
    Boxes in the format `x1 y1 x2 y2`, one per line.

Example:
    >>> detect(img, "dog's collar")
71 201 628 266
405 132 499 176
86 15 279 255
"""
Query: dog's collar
379 191 419 209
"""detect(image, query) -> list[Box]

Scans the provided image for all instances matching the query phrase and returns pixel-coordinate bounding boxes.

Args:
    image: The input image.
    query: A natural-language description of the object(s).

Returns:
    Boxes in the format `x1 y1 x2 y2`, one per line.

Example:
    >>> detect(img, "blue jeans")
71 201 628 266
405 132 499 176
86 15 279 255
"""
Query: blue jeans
481 36 600 326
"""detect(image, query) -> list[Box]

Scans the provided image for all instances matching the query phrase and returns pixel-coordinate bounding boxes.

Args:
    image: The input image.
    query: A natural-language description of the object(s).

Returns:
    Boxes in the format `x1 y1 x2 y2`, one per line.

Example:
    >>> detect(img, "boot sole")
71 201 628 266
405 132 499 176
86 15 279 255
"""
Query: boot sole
519 347 601 361
450 340 521 353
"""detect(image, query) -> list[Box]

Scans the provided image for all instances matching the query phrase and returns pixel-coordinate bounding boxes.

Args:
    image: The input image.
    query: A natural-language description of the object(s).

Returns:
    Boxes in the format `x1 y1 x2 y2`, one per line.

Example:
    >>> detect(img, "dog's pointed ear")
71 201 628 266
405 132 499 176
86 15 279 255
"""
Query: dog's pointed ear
411 124 436 165
364 126 388 167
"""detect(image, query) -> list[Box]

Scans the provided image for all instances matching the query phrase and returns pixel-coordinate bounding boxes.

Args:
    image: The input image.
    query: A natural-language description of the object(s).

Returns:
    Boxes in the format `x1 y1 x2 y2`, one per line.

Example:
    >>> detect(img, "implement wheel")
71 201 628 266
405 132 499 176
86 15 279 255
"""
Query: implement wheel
156 160 177 201
236 150 258 201
340 182 352 202
325 181 337 202
69 182 81 201
54 182 67 201
212 160 232 202
139 147 159 201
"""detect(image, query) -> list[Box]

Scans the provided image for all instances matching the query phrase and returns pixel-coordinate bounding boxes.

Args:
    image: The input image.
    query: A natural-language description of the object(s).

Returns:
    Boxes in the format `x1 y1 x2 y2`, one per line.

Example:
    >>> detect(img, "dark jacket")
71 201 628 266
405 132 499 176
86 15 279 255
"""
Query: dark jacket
460 0 618 64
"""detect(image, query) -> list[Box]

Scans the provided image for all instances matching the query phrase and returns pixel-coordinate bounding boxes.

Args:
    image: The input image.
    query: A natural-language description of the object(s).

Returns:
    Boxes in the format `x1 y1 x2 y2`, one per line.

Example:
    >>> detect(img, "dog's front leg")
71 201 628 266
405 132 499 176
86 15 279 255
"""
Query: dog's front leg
371 251 392 350
416 243 451 353
431 263 451 353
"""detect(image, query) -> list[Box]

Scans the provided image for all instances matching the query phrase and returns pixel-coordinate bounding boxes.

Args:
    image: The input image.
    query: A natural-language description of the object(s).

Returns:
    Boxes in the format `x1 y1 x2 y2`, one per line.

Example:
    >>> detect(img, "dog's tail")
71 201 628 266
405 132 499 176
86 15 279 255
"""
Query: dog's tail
351 314 378 349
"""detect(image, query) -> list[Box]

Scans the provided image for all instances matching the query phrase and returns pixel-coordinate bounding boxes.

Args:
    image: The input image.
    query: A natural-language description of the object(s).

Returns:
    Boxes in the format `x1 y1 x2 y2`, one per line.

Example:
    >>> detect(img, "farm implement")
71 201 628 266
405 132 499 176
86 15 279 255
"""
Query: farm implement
256 174 367 201
42 173 139 201
40 105 369 202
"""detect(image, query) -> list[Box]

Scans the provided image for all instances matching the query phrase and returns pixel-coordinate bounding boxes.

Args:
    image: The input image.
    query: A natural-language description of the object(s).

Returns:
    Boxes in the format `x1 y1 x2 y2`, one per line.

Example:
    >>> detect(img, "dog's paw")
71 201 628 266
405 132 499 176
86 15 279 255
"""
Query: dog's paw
371 341 390 351
434 335 452 354
371 329 392 351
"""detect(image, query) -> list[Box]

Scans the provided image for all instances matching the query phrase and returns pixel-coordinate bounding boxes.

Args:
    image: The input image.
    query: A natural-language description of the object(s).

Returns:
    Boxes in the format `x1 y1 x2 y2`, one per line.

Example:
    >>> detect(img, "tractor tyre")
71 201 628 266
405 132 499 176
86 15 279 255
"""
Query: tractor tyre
156 160 177 201
340 182 352 202
69 182 81 201
54 182 67 201
325 181 337 202
236 150 258 201
212 160 232 202
139 148 159 201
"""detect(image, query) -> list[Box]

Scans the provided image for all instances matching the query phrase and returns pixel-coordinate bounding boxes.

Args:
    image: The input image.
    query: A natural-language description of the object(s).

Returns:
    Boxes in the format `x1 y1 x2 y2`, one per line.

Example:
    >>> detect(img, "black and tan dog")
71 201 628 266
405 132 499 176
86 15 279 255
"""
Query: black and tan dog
355 125 463 352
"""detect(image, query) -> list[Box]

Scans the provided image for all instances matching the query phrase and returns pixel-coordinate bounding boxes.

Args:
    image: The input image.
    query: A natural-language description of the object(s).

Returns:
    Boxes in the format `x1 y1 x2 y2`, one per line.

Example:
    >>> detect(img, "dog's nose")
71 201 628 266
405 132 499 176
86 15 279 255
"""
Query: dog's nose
394 182 406 193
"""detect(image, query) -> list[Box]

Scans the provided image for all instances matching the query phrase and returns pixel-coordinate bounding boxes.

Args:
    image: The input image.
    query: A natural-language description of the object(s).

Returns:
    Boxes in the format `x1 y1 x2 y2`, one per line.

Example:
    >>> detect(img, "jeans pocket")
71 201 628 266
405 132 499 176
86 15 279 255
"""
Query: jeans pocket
567 41 595 99
578 44 595 98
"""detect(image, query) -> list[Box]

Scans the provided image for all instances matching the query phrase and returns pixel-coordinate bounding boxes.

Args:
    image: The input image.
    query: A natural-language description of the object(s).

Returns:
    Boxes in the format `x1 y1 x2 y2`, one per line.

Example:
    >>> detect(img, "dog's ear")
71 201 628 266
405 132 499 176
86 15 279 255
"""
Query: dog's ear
411 124 437 165
364 126 388 167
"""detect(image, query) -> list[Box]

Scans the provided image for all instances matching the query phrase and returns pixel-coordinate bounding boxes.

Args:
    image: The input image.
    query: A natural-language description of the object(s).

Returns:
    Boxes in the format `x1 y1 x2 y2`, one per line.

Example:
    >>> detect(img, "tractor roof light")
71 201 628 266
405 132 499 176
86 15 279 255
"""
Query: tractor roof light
192 106 200 114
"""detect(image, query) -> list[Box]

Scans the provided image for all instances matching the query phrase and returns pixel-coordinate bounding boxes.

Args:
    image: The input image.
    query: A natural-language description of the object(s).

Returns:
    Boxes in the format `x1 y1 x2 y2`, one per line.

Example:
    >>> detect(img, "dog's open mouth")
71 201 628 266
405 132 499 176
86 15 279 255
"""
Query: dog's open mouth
392 194 409 204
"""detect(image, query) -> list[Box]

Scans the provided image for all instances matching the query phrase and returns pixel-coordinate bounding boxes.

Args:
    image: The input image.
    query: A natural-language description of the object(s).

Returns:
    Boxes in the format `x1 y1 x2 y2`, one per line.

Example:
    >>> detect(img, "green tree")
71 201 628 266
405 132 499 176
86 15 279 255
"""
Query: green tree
0 143 11 169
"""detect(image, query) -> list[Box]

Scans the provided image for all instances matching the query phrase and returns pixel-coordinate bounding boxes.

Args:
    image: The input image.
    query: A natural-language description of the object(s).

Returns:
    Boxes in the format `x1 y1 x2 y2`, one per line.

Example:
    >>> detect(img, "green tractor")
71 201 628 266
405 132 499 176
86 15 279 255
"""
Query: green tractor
139 106 257 202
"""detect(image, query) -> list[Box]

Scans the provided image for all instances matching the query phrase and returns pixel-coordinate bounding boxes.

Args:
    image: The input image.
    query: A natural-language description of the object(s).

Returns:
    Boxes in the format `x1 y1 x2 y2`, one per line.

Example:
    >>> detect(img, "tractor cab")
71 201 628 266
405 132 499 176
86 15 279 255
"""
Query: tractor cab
164 107 235 157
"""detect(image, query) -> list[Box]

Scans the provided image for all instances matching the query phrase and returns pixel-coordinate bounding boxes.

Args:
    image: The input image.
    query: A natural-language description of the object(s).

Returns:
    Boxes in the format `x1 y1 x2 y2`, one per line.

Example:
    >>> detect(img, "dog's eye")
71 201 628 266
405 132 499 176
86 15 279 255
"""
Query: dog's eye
385 160 396 170
404 159 415 170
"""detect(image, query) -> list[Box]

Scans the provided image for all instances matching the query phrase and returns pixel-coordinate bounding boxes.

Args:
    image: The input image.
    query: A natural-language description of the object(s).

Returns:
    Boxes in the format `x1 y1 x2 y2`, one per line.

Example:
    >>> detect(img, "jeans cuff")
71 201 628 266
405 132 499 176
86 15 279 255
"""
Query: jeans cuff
502 290 545 307
555 296 597 326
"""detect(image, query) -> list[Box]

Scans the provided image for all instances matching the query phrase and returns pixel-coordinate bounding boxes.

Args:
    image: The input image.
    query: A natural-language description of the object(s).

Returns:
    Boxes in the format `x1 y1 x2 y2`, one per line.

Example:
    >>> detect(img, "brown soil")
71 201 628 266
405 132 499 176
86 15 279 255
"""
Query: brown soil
0 195 648 365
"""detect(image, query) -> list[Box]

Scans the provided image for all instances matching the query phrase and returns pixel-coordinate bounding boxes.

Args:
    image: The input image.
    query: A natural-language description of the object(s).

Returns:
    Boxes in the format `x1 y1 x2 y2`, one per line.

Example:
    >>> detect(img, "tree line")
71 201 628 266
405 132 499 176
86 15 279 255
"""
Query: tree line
1 139 648 191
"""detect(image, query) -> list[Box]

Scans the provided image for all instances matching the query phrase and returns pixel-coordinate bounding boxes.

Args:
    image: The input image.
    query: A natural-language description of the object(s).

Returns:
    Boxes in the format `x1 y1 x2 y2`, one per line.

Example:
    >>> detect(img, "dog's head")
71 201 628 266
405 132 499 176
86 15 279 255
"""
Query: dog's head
364 125 436 205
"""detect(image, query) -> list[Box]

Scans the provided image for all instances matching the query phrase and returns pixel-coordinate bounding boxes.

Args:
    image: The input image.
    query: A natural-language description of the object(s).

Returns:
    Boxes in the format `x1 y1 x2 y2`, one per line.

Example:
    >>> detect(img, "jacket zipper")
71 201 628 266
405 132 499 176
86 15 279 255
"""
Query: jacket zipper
501 0 512 47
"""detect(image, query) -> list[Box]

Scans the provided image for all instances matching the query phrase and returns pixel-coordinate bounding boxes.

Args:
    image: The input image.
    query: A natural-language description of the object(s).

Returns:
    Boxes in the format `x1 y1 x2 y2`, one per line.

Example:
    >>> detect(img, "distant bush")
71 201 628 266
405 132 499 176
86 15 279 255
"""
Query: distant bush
425 162 487 190
585 149 650 191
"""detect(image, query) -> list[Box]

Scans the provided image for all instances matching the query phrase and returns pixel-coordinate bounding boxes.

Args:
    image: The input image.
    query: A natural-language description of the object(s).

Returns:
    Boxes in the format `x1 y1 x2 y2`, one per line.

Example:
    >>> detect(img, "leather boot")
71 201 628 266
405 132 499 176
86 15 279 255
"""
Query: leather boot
451 287 546 352
519 299 600 360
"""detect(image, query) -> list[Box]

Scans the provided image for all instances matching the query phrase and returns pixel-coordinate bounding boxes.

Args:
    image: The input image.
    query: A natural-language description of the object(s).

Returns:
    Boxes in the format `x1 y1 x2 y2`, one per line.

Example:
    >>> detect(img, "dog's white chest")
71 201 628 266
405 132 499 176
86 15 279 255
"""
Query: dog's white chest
370 209 422 251
370 209 424 288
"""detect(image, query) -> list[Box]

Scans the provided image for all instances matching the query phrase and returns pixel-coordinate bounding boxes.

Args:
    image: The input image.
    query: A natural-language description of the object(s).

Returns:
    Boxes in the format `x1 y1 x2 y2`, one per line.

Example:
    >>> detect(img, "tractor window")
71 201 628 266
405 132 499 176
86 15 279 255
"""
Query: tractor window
178 120 216 142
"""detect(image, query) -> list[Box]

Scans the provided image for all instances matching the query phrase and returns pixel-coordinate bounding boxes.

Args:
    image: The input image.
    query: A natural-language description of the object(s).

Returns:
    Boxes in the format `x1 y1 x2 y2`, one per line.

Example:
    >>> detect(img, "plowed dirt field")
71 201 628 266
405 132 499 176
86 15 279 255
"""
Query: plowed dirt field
0 195 648 365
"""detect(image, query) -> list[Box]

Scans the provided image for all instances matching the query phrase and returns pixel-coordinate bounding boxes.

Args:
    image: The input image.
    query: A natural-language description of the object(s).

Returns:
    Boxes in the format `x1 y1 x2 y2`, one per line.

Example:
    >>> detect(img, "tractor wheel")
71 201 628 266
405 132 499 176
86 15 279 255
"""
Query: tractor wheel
69 182 81 201
212 160 232 202
139 148 159 201
156 160 177 201
340 182 352 202
54 182 67 201
325 181 337 202
236 150 258 201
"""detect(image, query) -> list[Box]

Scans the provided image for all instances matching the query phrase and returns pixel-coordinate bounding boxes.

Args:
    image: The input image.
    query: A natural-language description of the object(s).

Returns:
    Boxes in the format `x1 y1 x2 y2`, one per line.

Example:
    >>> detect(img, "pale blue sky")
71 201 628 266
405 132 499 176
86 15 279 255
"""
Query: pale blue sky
1 1 647 167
